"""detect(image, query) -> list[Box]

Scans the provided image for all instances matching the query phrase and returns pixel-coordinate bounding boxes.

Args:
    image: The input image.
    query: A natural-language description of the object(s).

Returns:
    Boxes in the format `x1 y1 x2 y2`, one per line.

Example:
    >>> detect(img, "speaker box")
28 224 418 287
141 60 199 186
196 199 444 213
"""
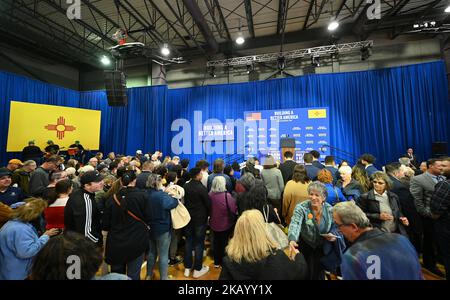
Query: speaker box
432 142 448 157
104 71 127 106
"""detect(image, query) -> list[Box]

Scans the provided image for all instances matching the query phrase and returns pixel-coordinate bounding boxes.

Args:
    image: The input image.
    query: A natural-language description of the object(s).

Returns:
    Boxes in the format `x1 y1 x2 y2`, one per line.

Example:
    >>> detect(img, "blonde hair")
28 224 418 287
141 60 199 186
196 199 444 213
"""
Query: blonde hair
11 198 47 222
226 209 277 263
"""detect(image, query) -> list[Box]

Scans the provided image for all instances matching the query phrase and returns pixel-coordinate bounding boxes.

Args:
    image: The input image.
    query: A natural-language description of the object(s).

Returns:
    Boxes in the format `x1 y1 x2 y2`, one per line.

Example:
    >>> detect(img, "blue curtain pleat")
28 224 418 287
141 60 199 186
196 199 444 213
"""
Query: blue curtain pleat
1 61 449 168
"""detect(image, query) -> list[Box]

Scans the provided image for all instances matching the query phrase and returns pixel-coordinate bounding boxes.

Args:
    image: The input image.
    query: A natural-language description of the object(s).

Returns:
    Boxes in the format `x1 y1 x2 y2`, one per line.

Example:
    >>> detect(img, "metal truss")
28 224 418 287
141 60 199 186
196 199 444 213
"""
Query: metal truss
206 40 373 67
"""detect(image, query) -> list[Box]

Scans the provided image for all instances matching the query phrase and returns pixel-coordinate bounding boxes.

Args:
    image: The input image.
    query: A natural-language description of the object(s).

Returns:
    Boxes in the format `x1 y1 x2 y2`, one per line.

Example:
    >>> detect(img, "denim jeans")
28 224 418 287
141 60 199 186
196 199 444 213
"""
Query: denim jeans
169 228 181 259
147 231 171 280
184 223 207 271
110 254 144 280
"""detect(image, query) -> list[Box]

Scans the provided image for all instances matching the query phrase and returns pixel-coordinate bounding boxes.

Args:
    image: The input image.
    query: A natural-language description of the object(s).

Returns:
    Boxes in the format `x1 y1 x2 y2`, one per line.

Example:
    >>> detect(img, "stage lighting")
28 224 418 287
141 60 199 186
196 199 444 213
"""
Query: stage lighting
328 20 339 32
161 44 170 56
101 55 111 66
361 47 371 61
446 5 450 13
246 64 254 74
311 56 320 67
208 66 216 78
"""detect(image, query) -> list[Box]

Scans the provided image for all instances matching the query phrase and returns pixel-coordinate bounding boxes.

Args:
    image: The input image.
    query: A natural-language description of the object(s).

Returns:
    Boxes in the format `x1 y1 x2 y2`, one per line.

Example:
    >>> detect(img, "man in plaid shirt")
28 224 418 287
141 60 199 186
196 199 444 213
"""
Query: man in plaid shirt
431 157 450 280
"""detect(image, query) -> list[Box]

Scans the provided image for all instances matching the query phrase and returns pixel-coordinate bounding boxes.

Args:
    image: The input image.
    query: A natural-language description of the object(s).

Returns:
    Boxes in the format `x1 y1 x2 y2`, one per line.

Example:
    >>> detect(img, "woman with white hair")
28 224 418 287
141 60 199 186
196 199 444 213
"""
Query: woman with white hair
336 165 363 200
288 182 337 280
220 209 308 280
209 176 237 268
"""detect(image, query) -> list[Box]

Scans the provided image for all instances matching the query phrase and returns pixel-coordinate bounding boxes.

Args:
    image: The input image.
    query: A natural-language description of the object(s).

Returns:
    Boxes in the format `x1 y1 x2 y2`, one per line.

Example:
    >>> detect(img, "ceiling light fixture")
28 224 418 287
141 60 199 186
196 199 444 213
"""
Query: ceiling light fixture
161 44 170 56
100 55 111 65
328 20 339 31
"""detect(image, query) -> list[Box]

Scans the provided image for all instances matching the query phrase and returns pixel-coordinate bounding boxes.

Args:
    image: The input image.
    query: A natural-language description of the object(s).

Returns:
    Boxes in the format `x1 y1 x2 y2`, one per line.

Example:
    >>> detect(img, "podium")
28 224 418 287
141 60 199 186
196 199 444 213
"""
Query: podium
280 138 296 162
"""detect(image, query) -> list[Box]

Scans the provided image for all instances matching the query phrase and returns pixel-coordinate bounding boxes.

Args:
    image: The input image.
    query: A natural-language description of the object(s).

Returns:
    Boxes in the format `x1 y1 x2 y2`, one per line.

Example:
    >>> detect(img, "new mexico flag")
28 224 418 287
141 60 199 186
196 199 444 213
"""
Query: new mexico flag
7 101 101 152
308 109 327 119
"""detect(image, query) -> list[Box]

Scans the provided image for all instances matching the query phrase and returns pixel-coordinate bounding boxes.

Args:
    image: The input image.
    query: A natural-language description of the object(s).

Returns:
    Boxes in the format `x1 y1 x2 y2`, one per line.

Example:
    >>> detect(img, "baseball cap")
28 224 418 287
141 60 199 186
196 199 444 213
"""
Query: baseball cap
80 170 104 185
0 168 12 178
136 150 143 155
8 159 23 166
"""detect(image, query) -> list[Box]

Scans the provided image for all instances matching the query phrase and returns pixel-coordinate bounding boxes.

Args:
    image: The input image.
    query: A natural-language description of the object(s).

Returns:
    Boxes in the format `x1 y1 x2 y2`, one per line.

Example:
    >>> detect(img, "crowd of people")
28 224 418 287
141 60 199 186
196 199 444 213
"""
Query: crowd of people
0 144 448 281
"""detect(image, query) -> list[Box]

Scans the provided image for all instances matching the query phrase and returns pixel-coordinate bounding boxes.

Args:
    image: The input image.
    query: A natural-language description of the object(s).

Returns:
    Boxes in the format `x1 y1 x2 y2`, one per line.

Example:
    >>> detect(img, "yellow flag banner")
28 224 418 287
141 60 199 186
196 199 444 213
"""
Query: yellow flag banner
7 101 101 152
308 109 327 119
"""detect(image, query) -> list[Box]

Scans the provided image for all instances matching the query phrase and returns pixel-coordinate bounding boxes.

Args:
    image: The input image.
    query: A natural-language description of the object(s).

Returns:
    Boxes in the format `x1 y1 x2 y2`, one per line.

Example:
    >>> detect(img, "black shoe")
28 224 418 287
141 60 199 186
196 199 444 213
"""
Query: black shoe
426 267 445 278
169 257 183 266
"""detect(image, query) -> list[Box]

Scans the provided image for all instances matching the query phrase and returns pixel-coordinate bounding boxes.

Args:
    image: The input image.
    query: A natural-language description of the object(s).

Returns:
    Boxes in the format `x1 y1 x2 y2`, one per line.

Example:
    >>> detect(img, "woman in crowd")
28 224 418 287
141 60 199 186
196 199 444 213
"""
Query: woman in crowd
42 170 68 202
44 179 73 230
260 156 284 215
209 176 237 268
146 174 178 280
234 172 256 195
352 166 371 193
0 198 59 280
0 202 12 228
283 165 311 225
336 165 363 200
164 171 185 266
288 182 337 280
30 231 129 280
357 171 409 236
241 157 260 179
219 209 308 280
238 180 281 224
224 165 237 191
103 170 152 280
317 169 347 206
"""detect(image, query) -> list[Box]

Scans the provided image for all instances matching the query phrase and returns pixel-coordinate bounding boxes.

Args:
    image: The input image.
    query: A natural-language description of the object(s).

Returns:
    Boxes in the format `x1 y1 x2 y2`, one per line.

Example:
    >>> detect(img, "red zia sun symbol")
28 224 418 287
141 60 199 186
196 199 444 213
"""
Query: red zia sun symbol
44 116 76 140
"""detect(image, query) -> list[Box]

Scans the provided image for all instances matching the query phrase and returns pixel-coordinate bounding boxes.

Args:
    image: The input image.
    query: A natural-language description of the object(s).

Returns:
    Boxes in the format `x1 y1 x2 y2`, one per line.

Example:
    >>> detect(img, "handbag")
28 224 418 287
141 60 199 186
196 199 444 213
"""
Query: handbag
171 200 191 229
113 194 150 231
225 193 237 224
263 205 289 249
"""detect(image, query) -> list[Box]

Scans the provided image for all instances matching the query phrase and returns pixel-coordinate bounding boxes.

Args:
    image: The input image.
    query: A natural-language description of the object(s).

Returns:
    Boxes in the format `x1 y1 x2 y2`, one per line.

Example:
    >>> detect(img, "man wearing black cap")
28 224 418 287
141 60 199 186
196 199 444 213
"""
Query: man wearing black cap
0 168 26 206
64 170 104 245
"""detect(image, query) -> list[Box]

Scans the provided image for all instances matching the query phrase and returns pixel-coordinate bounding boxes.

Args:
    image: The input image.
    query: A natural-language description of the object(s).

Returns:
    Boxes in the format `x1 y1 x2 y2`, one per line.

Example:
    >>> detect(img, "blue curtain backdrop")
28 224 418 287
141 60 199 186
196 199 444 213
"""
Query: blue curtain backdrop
1 61 449 168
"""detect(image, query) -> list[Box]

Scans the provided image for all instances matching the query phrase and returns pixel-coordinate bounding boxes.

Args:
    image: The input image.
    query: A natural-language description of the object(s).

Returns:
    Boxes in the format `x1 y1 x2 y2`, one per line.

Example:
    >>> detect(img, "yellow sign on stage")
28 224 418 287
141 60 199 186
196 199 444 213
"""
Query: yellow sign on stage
308 109 327 119
7 101 101 152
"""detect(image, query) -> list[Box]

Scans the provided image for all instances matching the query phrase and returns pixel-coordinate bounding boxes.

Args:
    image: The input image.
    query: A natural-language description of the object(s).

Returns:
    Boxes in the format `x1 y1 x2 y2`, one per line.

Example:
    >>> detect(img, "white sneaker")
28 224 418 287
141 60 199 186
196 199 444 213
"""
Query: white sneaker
193 266 209 279
184 268 191 278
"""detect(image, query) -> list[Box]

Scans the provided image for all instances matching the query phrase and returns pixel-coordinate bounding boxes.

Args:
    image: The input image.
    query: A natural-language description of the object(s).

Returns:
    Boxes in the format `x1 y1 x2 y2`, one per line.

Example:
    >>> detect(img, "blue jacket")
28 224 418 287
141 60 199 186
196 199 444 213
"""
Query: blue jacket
207 173 233 192
147 189 178 239
0 220 49 280
325 183 347 206
305 165 320 181
365 165 379 177
341 228 422 280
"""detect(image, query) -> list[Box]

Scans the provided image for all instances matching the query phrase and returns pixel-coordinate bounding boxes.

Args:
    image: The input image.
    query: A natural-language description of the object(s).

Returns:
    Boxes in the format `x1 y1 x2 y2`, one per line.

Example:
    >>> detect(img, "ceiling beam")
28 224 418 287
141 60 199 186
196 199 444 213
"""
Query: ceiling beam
213 0 232 41
163 0 206 53
277 0 289 34
182 0 219 53
303 0 315 30
244 0 255 38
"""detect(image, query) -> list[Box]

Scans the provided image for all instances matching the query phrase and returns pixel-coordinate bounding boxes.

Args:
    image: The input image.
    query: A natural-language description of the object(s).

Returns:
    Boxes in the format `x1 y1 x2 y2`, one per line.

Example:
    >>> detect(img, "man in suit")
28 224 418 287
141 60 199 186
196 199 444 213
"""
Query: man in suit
324 156 339 183
431 157 450 280
385 162 422 254
303 153 320 181
410 158 445 277
406 148 419 169
279 151 297 185
310 150 325 169
360 153 379 177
